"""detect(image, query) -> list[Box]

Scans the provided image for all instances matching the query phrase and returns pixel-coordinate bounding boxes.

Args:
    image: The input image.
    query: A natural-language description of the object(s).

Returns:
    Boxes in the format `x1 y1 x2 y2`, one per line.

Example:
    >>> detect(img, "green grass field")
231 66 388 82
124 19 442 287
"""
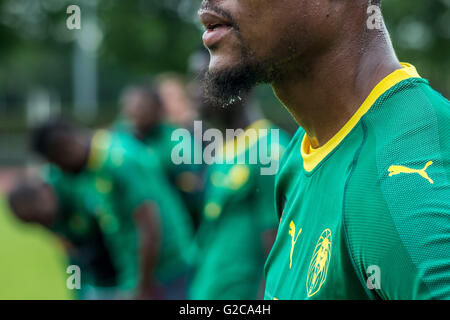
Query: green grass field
0 196 74 299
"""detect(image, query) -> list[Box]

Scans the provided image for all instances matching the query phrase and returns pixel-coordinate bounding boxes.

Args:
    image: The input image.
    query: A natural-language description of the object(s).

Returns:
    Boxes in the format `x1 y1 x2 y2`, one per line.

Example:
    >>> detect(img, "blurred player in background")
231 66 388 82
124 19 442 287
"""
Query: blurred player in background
8 175 118 299
30 119 194 299
188 52 291 298
157 74 199 131
115 84 204 229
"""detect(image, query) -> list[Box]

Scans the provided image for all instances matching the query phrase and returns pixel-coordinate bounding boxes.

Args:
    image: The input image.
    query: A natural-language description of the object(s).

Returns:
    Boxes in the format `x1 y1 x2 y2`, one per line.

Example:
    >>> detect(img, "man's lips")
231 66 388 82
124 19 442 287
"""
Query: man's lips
202 25 232 48
198 10 233 48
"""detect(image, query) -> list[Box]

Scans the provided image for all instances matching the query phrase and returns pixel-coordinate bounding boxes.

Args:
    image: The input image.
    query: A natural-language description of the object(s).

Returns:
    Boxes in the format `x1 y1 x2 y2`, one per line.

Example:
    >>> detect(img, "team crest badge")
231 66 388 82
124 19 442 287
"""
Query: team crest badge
306 229 332 297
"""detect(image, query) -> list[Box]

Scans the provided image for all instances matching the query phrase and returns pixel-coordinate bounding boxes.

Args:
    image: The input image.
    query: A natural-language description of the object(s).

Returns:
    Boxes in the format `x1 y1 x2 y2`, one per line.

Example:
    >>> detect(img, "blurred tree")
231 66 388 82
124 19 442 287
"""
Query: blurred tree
384 0 450 94
0 0 448 130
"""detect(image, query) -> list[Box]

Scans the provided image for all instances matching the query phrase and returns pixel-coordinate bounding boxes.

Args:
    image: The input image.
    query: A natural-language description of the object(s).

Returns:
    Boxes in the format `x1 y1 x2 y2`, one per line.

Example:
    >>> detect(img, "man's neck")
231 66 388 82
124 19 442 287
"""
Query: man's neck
272 26 401 148
140 123 161 140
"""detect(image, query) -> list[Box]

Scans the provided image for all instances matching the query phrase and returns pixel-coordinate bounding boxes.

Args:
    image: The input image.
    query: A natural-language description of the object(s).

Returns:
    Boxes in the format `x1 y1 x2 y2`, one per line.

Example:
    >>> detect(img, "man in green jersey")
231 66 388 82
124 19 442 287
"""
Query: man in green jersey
198 0 450 299
189 98 291 299
115 84 204 228
31 119 194 299
8 175 118 299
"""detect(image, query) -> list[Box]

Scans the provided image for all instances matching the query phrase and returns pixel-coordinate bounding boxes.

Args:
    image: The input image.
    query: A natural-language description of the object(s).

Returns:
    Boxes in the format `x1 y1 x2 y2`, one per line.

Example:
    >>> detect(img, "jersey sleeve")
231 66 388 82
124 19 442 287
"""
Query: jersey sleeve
344 80 450 300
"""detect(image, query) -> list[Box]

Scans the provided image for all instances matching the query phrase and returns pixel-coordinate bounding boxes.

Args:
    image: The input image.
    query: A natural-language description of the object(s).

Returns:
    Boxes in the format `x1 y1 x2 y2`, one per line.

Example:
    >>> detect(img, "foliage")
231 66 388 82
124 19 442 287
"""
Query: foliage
0 0 448 129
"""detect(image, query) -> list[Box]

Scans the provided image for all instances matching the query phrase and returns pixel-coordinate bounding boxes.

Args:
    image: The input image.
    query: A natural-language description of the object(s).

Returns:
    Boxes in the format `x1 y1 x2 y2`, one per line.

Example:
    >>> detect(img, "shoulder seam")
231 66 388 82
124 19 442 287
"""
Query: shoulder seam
341 120 378 300
365 77 428 118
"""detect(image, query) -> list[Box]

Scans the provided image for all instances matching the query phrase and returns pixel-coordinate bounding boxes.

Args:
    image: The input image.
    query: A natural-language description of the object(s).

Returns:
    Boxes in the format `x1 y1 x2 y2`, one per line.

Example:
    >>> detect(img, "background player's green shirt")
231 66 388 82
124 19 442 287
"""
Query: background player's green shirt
41 165 118 292
264 64 450 300
67 131 193 290
42 165 97 244
114 120 205 229
189 120 291 300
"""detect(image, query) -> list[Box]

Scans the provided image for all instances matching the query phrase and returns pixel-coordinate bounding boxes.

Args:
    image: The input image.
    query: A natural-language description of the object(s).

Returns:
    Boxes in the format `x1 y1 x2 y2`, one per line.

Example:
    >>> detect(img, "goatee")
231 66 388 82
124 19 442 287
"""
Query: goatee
202 62 260 108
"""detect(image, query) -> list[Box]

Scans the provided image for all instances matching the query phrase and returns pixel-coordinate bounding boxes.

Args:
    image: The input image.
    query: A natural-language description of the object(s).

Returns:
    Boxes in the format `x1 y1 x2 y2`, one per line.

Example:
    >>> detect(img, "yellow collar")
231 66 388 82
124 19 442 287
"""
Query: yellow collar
301 63 421 172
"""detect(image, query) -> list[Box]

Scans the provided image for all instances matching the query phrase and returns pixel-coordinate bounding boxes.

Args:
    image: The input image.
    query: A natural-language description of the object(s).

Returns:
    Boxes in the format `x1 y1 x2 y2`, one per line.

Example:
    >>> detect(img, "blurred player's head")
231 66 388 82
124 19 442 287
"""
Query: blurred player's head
8 179 58 227
120 85 163 139
157 73 197 127
198 0 382 106
31 119 89 174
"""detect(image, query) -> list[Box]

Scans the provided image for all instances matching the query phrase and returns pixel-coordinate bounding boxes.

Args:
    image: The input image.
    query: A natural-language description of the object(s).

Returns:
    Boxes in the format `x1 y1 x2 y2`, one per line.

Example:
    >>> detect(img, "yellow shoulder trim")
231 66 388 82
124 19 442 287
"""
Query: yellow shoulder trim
220 119 271 161
87 130 112 170
301 63 420 172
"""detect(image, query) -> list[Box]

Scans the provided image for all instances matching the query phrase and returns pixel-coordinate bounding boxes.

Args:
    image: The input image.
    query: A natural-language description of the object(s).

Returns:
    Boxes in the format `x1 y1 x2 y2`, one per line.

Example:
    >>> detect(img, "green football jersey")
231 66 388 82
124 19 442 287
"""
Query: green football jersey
189 120 291 300
114 120 204 227
41 165 118 293
264 64 450 300
68 130 194 290
42 165 96 243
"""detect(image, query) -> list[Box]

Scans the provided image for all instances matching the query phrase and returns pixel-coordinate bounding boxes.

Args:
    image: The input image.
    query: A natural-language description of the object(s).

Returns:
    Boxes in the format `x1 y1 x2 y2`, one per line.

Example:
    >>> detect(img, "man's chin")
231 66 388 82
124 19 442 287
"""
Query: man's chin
202 52 266 108
208 54 239 75
203 61 259 108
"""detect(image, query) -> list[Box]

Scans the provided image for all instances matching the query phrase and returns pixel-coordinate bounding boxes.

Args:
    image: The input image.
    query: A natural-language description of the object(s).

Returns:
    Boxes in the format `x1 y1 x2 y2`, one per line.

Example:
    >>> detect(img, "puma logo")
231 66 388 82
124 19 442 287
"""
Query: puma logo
388 161 434 184
289 221 302 269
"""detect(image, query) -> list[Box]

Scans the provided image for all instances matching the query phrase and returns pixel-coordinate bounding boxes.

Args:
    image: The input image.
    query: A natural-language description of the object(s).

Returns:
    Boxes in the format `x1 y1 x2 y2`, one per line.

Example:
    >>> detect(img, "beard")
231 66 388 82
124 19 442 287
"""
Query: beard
202 45 270 108
202 45 305 109
202 64 259 109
